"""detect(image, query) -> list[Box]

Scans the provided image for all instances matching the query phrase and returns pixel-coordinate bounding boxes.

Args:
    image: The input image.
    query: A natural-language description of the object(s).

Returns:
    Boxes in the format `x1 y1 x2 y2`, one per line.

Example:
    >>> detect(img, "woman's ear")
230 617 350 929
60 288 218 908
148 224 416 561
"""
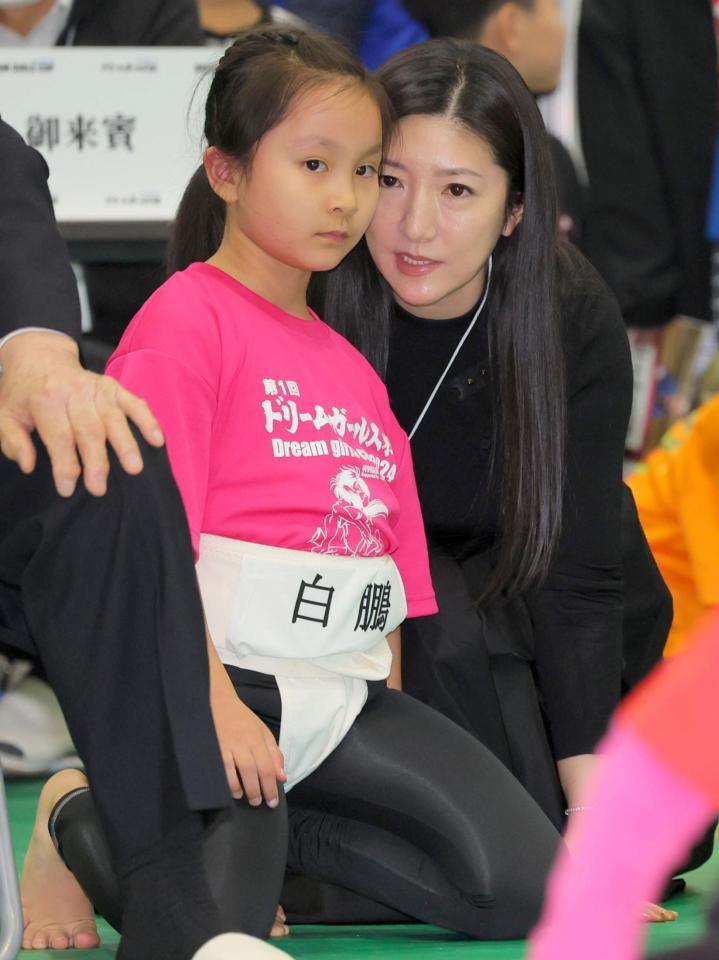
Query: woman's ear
502 203 524 237
204 146 241 202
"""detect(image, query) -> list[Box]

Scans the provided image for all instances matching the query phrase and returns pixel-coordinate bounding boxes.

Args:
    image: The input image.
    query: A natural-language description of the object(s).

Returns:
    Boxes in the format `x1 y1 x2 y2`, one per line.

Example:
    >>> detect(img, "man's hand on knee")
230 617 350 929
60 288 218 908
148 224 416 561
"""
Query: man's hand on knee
0 331 164 497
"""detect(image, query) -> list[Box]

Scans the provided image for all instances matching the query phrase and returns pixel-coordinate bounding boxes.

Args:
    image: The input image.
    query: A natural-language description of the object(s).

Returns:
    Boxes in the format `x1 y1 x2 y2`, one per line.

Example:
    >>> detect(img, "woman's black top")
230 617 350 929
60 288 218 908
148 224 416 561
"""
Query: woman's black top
385 259 633 760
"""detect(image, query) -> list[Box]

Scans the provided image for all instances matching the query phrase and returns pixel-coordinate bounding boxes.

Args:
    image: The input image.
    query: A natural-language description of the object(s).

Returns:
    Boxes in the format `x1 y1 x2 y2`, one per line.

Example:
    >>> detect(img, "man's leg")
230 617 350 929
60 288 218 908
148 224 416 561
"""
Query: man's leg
0 436 233 959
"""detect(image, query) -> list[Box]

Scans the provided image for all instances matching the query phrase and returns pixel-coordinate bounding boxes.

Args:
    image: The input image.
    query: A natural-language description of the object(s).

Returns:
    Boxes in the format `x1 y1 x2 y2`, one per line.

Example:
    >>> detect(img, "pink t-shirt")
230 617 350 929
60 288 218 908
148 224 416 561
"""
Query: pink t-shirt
107 262 436 618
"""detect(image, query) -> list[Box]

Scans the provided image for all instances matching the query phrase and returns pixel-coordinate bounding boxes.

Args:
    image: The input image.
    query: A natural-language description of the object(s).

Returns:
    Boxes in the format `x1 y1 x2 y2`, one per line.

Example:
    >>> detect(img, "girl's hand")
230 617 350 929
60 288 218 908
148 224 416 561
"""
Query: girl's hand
387 627 402 691
211 686 286 807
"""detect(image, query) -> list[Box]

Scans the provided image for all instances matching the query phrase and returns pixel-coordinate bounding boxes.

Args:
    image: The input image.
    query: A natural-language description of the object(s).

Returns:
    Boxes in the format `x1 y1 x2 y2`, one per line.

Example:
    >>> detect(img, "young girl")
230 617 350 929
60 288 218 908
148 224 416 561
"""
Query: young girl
21 26 561 954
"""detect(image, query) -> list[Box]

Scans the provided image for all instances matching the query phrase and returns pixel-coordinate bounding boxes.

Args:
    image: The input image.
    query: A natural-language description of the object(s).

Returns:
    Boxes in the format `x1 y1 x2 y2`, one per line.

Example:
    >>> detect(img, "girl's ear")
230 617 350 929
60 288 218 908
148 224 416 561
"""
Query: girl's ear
204 147 241 202
502 202 524 237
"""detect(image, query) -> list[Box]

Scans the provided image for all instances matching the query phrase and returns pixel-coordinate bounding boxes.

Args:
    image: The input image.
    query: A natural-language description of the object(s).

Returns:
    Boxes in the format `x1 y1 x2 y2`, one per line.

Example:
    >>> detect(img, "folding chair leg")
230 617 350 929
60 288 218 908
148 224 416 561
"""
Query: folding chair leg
0 766 22 960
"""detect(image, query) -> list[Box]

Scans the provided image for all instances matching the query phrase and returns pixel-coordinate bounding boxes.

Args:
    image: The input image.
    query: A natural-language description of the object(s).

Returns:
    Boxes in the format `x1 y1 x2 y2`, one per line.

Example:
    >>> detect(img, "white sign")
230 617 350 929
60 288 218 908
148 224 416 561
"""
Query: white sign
0 47 219 222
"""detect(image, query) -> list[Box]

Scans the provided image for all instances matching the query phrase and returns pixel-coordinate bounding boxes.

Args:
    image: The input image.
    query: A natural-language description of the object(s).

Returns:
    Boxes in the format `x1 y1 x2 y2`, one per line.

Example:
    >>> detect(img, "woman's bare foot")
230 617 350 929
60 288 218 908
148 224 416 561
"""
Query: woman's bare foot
270 904 289 938
642 901 679 922
21 769 100 950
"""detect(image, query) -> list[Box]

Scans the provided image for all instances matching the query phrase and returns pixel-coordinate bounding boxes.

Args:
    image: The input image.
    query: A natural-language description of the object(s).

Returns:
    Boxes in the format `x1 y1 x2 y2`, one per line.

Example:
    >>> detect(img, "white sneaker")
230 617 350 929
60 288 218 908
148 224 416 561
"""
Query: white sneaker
192 933 288 959
0 676 80 776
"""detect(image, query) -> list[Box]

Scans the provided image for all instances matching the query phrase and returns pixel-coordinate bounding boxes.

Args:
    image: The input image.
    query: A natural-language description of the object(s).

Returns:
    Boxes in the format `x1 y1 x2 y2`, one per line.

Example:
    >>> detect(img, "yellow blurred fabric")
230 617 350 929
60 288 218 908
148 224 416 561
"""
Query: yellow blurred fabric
627 394 719 656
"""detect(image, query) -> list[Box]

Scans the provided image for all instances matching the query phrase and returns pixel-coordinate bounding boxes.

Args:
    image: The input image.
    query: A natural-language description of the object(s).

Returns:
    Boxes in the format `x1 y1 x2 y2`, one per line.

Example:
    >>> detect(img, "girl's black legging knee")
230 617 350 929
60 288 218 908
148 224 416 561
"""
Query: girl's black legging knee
51 673 560 940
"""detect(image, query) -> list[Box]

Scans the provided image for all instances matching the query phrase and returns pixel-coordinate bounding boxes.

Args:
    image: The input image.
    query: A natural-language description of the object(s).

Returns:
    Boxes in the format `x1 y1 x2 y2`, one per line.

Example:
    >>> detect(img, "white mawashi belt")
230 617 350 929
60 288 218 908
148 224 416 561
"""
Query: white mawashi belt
196 534 407 789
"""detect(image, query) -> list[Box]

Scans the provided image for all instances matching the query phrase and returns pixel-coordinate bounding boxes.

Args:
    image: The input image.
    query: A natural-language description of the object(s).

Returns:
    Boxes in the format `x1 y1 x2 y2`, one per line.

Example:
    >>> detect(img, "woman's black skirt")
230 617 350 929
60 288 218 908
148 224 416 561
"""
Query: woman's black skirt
403 539 567 830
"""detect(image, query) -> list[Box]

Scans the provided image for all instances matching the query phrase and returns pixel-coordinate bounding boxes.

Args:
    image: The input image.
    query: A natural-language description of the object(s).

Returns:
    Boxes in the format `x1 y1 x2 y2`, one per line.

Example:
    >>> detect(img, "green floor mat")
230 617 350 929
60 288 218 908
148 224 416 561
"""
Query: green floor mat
6 778 718 958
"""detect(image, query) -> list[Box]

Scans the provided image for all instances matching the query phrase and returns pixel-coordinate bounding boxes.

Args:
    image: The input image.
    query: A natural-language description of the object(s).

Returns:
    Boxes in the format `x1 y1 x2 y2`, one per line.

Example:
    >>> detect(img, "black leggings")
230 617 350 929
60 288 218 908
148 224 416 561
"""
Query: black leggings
52 672 561 940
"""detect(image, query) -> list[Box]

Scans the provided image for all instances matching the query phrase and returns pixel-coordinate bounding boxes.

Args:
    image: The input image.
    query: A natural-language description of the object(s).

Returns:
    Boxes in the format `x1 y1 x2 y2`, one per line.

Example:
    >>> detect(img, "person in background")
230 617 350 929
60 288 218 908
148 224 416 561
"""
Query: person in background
354 0 428 69
0 0 204 351
402 0 583 245
577 0 716 331
277 0 371 48
0 0 206 774
279 0 428 68
0 0 202 44
0 116 283 960
198 0 307 46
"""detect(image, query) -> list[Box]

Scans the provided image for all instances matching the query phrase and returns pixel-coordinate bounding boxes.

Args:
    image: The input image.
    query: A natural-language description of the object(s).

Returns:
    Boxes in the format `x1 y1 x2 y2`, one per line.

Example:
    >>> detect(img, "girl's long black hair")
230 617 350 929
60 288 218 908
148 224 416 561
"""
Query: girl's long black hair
167 25 394 275
311 40 566 600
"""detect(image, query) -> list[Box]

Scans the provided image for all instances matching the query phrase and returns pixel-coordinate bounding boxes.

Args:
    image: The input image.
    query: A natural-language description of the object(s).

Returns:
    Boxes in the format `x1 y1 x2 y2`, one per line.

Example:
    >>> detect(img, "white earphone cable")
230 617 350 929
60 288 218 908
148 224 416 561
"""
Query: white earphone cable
408 253 493 441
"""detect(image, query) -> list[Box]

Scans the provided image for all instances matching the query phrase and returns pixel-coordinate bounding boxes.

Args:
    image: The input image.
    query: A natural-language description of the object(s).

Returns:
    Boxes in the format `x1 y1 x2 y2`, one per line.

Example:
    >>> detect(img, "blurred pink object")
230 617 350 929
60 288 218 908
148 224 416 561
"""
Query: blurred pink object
528 611 719 960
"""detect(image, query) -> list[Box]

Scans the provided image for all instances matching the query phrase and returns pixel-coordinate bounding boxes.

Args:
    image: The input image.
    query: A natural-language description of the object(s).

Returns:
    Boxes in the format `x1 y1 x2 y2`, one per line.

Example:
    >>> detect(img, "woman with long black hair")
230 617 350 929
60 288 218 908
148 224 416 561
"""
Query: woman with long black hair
299 37 693 924
312 35 662 860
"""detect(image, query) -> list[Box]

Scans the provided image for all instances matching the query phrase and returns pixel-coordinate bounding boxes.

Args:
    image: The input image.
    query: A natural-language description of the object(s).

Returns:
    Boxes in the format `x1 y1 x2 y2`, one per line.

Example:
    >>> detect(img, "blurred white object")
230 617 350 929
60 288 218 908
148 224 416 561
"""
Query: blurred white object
0 764 23 960
70 262 94 334
0 676 80 776
538 0 586 177
192 933 288 959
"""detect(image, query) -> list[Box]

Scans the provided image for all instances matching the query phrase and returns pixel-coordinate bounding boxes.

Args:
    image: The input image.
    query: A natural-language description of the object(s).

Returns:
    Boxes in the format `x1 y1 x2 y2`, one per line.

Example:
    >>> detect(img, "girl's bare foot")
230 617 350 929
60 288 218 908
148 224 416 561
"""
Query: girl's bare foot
21 769 100 950
642 901 679 922
270 904 289 938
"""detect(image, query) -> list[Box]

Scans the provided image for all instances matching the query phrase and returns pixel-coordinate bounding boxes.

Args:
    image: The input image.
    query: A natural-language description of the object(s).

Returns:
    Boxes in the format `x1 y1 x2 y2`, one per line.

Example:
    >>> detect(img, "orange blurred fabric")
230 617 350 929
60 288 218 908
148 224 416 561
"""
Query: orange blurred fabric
627 394 719 656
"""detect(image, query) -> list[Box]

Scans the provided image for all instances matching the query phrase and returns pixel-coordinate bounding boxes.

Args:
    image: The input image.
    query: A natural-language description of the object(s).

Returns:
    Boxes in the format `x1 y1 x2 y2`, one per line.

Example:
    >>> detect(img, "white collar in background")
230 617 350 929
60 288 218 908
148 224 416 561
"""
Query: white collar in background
0 0 73 47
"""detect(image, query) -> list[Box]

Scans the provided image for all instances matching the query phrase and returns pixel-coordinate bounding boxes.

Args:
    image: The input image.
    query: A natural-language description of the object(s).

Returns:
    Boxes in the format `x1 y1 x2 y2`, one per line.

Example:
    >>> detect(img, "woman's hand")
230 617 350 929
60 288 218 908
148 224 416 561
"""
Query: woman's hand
211 683 286 807
558 754 678 924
